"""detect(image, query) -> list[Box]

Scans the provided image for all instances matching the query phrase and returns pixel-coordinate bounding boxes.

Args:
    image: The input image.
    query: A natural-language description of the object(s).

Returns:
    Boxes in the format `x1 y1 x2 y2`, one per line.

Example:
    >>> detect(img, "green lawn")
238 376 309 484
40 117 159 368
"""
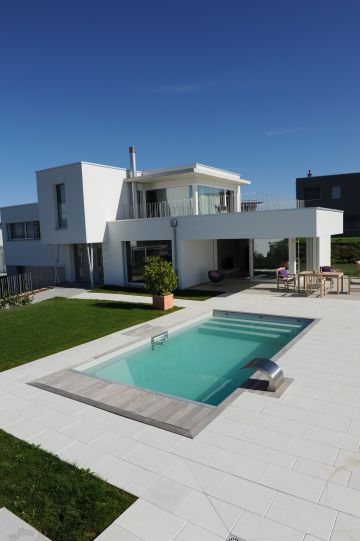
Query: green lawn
333 262 360 277
332 237 360 244
92 284 224 301
0 297 179 372
0 429 136 541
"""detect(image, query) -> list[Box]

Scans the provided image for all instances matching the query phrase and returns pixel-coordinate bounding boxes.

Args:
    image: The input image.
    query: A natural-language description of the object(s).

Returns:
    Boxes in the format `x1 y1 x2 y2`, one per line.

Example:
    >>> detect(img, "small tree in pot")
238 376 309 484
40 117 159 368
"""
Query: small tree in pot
144 256 177 310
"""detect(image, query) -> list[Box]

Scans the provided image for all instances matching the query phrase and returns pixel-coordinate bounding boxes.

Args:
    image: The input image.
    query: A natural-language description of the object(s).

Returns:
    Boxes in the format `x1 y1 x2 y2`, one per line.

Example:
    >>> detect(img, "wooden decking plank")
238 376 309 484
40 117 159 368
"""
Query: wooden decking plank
29 366 274 438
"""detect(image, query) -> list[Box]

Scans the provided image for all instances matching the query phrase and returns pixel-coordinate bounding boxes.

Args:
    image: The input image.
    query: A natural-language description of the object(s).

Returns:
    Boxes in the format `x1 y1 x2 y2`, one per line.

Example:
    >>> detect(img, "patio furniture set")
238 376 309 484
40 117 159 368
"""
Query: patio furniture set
276 261 360 296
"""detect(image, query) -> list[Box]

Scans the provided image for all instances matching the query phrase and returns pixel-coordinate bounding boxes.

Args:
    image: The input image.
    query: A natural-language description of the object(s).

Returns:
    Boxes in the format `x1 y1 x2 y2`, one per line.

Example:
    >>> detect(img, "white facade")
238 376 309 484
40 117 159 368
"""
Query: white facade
105 207 343 288
1 153 344 289
37 162 127 245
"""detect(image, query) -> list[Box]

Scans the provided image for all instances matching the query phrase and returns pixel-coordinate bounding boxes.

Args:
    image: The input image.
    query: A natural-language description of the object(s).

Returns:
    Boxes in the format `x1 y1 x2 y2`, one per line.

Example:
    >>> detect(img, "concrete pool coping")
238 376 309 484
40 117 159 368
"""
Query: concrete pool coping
29 310 315 438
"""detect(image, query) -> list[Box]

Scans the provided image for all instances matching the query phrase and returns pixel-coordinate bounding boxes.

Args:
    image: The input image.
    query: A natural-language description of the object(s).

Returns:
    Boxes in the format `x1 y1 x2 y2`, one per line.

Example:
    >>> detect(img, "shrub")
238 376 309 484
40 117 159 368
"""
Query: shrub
0 293 33 310
331 241 360 263
144 256 177 296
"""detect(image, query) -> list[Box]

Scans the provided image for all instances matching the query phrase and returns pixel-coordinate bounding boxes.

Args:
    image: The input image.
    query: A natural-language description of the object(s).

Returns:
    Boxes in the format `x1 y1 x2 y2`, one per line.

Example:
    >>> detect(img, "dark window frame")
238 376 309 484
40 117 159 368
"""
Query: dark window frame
7 221 41 240
56 183 68 229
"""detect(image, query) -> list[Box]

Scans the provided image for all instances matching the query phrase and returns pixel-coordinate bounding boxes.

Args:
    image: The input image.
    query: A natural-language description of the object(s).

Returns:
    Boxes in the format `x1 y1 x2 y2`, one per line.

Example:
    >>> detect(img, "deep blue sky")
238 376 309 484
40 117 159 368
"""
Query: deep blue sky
1 0 359 208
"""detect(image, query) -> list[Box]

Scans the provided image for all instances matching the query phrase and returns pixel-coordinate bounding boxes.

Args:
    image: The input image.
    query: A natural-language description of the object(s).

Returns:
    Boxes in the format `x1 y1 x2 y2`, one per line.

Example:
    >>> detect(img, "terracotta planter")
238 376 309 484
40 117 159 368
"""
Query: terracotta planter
152 294 174 310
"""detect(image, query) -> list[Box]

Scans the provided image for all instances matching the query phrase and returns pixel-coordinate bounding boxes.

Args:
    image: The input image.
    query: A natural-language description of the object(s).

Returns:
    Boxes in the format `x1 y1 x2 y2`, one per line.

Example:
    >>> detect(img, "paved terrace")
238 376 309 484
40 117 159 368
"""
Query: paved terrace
1 290 360 540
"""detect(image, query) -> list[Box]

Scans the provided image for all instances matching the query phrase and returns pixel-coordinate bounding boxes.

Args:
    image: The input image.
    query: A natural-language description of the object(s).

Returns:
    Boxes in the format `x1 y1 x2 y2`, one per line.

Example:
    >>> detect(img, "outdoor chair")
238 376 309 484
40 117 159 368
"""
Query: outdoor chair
320 265 335 290
303 271 327 297
348 278 360 294
348 261 360 294
208 270 224 284
276 267 296 291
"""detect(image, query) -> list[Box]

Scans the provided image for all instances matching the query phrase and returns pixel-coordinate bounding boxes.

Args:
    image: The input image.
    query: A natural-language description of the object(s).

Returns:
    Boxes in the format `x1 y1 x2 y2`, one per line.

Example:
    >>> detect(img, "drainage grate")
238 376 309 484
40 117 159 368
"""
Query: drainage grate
226 536 244 541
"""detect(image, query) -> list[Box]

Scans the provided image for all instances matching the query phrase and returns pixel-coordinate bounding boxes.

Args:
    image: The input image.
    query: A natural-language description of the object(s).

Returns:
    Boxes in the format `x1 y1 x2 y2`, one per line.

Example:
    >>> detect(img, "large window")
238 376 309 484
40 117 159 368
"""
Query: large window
253 238 288 278
8 221 41 240
56 183 67 229
331 186 341 199
126 240 172 283
303 187 321 207
198 185 234 214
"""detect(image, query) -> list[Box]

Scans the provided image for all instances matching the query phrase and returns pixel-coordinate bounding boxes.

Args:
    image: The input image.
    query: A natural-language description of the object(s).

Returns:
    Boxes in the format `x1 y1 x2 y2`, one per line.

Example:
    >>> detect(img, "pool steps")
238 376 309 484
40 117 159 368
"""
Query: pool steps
198 316 299 340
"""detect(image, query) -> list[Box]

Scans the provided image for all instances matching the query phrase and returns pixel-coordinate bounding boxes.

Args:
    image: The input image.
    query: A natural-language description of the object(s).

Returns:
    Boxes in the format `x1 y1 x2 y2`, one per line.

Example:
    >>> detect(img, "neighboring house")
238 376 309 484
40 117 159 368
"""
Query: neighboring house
296 171 360 236
1 148 343 289
0 224 6 273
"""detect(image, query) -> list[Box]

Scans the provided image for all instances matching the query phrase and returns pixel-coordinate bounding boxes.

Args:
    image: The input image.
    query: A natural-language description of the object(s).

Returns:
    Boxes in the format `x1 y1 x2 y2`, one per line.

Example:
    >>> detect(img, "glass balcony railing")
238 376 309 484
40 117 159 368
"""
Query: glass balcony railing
118 192 304 220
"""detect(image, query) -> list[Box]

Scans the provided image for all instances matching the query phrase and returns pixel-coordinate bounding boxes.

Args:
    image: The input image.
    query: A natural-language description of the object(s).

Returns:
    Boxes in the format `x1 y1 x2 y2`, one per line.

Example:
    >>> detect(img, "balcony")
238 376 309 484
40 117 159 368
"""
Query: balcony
118 192 304 220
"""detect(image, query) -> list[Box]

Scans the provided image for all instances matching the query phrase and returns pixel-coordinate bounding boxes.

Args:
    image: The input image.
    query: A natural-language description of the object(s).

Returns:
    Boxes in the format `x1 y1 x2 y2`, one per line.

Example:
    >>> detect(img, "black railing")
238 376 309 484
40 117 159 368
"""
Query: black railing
0 268 61 299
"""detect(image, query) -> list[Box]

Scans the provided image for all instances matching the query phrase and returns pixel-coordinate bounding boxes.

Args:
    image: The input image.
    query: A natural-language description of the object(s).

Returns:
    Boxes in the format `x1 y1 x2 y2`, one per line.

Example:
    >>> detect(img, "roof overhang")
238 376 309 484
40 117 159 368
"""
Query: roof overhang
125 163 251 186
109 207 343 241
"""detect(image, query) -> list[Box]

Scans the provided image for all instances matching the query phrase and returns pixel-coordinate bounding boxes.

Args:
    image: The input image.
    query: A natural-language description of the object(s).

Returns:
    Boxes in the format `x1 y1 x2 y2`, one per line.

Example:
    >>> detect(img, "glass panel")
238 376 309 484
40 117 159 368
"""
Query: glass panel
126 240 172 283
56 183 66 203
33 221 41 239
331 186 341 199
145 189 168 217
303 187 320 201
25 222 34 238
56 184 67 228
253 239 289 279
10 222 25 239
198 185 234 214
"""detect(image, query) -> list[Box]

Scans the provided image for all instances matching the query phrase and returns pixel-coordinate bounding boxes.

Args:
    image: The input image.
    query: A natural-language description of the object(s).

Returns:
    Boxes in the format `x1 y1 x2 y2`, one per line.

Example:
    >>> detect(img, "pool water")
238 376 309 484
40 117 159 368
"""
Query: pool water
82 311 311 406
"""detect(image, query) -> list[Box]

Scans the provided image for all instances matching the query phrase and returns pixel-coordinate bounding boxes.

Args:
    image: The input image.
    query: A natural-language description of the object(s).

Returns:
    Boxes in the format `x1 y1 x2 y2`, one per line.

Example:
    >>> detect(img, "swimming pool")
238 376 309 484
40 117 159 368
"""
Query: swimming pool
79 311 312 406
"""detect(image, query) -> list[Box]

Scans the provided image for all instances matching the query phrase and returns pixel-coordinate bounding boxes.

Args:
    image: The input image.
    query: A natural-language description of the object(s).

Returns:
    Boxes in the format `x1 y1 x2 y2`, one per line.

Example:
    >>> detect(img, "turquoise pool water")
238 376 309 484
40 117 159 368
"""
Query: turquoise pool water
83 311 311 406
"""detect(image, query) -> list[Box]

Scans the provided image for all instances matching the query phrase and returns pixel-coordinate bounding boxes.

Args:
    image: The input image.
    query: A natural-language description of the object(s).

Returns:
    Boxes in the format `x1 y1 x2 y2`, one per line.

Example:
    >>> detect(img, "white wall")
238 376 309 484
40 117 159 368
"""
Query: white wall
102 224 126 286
108 207 343 242
1 203 74 280
82 163 127 243
37 162 127 245
177 240 214 288
318 236 331 268
37 163 87 244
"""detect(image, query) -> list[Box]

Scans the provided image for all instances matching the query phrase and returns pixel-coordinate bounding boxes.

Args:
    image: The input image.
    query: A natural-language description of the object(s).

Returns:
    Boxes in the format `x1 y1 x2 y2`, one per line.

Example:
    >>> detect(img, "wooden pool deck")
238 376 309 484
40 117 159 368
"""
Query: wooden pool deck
29 368 230 438
29 367 291 438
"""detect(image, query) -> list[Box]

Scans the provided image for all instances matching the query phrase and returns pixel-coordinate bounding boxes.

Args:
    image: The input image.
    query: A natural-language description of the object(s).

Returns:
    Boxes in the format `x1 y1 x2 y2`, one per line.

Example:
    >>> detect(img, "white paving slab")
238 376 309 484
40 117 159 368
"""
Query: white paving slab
1 291 360 540
0 508 50 540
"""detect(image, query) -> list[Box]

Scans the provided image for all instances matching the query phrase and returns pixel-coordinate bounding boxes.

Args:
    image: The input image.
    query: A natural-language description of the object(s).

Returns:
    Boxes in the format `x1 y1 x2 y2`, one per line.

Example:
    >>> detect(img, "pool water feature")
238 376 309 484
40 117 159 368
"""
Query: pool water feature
81 311 312 406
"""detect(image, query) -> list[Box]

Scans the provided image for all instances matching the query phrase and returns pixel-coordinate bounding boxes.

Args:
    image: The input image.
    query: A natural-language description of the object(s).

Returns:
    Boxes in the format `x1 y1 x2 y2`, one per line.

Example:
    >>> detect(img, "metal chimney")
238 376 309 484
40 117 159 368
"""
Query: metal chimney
129 146 137 178
129 146 138 218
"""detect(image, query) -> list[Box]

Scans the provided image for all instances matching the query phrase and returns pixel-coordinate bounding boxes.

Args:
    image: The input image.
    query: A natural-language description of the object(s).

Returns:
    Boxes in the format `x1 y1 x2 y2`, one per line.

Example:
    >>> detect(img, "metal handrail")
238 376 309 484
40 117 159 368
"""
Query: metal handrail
243 358 284 392
118 193 304 220
151 331 169 350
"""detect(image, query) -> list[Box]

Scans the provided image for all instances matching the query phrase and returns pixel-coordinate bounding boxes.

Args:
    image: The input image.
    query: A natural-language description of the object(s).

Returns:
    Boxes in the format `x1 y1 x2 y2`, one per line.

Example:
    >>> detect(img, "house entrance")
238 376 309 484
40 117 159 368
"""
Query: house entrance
217 239 249 277
73 243 104 284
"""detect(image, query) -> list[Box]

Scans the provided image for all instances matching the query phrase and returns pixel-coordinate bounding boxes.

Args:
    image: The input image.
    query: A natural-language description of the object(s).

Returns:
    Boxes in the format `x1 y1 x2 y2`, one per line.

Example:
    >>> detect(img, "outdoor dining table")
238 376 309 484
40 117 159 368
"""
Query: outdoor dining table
297 270 344 295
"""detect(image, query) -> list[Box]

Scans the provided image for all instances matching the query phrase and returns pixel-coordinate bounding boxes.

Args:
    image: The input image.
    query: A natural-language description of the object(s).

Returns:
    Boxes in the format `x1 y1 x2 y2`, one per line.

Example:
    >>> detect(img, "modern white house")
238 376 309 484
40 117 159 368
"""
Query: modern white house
1 147 343 289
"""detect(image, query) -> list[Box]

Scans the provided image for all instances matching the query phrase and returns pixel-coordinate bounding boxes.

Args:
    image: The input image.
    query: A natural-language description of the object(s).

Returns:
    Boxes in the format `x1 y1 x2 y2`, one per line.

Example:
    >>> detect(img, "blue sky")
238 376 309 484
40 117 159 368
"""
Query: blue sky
1 0 359 208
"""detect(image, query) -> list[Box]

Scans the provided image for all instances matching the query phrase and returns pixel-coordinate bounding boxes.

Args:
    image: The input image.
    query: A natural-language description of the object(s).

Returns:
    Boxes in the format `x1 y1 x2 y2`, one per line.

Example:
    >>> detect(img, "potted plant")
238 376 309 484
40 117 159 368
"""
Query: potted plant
144 255 177 310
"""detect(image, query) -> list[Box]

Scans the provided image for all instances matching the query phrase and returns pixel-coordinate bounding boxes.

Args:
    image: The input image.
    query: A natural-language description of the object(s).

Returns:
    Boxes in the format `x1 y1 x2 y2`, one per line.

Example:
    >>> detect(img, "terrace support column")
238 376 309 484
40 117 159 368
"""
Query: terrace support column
131 182 138 219
87 244 94 289
235 185 241 212
193 184 199 215
306 237 320 271
288 238 297 274
48 244 61 285
248 239 254 280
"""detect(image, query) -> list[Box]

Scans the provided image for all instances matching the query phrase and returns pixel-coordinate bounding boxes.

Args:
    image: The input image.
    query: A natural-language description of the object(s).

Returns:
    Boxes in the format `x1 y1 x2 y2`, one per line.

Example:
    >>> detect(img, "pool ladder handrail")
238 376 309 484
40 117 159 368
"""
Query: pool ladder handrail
243 358 284 392
151 331 169 350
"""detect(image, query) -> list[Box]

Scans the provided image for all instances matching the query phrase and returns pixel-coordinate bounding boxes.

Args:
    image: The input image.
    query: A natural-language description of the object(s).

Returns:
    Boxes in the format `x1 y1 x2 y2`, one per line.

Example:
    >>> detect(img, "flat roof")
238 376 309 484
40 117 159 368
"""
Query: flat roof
134 162 251 185
297 171 360 180
36 161 128 174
